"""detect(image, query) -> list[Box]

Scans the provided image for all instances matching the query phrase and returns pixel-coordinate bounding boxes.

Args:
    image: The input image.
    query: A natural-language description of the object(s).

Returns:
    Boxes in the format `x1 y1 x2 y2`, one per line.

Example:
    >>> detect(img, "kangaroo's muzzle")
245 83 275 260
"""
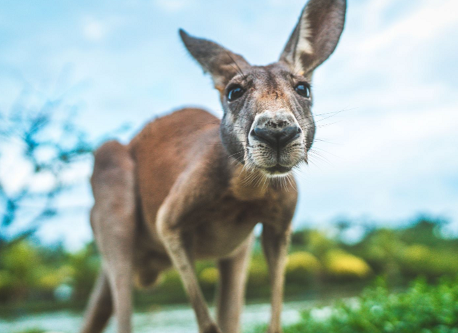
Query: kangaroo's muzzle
247 110 305 175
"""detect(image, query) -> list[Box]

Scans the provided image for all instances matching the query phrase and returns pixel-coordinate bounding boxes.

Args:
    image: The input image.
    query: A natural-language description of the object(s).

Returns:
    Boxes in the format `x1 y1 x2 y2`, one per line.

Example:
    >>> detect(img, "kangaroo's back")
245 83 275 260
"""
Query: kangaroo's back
129 108 220 228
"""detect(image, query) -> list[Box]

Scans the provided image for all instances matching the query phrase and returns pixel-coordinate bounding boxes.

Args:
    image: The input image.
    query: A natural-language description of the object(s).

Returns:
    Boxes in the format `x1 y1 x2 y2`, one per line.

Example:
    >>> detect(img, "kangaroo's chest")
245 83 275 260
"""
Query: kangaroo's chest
191 194 279 259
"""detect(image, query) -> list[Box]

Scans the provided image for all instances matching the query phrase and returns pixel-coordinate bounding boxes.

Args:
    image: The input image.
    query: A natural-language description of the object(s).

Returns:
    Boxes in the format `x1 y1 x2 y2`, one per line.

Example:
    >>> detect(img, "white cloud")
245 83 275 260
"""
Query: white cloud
360 0 458 53
83 18 106 41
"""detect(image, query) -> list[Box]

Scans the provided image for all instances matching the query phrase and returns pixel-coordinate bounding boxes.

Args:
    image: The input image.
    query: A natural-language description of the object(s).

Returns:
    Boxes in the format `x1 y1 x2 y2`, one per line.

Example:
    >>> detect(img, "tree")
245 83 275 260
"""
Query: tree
0 92 93 249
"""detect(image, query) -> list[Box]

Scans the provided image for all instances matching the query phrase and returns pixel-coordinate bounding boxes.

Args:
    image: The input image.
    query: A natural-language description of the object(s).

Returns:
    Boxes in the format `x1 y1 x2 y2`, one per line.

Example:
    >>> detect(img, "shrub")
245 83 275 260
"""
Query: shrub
0 241 42 301
401 244 432 275
158 269 182 290
200 267 219 286
355 228 405 277
275 278 458 333
37 269 67 291
400 245 458 279
247 257 269 287
285 251 321 284
324 250 372 281
67 244 100 301
305 230 336 258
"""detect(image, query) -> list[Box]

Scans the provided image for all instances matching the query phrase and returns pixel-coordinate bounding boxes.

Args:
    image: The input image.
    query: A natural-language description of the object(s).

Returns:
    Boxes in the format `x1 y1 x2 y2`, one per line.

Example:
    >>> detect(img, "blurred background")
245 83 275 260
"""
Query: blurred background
1 0 458 332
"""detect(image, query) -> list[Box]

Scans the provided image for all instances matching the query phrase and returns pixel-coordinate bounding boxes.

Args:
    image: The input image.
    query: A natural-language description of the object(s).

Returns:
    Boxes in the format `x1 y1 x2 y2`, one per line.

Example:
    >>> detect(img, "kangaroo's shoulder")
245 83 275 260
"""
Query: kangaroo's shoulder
152 107 219 127
129 108 220 148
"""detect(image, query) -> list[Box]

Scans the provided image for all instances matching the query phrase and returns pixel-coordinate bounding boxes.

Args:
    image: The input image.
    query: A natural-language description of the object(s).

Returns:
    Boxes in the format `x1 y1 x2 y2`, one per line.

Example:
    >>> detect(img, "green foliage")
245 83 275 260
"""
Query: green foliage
400 245 458 278
199 267 219 286
324 249 372 281
304 230 337 258
398 218 450 248
0 240 98 304
277 278 458 333
285 251 321 284
2 216 458 313
0 241 43 301
158 269 183 291
247 254 269 287
66 242 100 301
348 218 458 281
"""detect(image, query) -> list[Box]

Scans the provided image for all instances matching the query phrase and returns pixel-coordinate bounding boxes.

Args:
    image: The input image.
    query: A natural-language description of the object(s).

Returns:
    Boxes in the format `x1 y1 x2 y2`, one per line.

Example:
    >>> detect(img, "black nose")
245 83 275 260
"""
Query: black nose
252 125 301 149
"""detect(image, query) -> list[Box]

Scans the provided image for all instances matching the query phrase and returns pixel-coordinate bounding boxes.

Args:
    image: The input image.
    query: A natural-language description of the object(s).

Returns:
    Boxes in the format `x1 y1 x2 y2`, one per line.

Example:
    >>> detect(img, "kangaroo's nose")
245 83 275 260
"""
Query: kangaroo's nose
251 124 301 149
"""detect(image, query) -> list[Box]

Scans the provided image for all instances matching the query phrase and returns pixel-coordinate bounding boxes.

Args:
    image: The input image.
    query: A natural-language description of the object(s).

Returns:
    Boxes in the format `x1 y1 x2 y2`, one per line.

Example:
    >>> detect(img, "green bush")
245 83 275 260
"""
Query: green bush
277 278 458 333
400 245 458 279
324 250 372 281
200 267 219 286
67 243 100 301
304 230 337 258
352 228 405 278
0 241 42 301
285 251 321 284
247 256 269 287
2 217 458 311
157 269 183 291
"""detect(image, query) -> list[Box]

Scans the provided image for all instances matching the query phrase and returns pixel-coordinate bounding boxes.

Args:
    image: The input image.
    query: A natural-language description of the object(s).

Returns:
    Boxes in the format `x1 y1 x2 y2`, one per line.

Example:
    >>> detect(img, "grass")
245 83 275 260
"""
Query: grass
252 277 458 333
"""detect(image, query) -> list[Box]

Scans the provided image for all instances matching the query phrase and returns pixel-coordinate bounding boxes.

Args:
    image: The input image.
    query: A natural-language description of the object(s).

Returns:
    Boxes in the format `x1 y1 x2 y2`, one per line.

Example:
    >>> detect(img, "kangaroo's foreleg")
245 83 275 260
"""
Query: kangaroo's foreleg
156 166 224 333
158 221 220 333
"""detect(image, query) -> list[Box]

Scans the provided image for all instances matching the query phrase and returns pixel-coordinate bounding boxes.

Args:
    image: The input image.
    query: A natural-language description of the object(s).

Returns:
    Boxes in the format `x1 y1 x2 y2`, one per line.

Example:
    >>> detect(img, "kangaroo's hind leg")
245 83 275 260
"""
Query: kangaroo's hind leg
81 140 137 333
216 235 253 333
80 271 112 333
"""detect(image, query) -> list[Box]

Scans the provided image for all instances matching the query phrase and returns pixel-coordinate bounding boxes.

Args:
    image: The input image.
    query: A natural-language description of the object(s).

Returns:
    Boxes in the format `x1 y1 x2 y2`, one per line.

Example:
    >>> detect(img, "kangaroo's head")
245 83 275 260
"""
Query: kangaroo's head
180 0 346 177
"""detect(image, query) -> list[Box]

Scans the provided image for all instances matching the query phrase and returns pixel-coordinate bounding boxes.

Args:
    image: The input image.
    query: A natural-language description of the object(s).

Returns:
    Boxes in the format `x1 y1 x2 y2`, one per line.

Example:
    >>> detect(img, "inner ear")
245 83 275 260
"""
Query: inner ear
179 29 251 91
279 0 346 75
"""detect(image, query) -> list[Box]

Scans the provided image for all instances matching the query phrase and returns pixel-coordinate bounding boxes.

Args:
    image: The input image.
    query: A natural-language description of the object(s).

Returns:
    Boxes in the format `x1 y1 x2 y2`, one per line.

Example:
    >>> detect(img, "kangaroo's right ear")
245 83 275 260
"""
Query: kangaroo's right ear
179 29 250 92
280 0 346 76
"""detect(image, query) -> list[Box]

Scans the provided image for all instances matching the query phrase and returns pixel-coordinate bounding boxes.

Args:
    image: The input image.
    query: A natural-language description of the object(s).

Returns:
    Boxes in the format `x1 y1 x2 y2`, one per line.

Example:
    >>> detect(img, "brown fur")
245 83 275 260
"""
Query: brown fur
80 1 346 332
129 108 297 272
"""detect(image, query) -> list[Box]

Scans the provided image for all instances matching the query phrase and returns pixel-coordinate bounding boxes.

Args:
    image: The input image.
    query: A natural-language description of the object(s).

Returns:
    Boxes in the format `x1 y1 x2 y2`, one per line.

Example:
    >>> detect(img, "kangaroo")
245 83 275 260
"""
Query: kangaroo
80 1 346 332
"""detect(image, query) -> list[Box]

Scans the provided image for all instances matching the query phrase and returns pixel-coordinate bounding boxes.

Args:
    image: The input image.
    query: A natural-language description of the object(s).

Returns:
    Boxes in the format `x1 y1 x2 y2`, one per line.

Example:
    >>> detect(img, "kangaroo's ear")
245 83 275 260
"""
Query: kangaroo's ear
179 29 250 92
280 0 346 76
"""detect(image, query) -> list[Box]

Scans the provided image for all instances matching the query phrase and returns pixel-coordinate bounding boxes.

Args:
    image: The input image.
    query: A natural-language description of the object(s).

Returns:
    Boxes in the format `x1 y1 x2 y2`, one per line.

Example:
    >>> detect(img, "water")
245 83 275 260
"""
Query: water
0 300 315 333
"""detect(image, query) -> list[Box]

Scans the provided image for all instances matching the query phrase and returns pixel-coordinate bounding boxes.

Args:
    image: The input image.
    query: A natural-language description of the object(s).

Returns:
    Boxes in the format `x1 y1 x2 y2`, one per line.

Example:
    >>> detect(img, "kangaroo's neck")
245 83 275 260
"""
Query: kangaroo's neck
227 161 270 201
215 135 293 201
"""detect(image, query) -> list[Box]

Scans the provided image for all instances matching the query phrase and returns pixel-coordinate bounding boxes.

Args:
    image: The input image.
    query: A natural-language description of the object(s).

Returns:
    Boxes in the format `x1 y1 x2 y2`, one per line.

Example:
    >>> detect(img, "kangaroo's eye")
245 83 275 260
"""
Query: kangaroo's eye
294 83 311 98
227 85 245 101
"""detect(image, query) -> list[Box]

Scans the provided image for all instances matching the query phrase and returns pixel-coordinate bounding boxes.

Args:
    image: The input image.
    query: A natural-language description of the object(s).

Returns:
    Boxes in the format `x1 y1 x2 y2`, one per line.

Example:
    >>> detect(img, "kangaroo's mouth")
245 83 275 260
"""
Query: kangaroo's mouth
263 164 292 176
246 141 305 177
245 145 303 177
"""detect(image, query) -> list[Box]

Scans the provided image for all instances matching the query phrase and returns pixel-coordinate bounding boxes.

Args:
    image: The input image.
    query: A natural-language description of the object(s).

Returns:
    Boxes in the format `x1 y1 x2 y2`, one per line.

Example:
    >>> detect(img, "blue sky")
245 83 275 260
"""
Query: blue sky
1 0 458 249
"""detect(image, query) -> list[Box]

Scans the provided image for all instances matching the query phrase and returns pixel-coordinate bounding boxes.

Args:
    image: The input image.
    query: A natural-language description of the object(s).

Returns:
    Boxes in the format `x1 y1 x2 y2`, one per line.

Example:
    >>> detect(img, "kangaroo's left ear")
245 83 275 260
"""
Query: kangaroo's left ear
179 29 251 92
280 0 346 76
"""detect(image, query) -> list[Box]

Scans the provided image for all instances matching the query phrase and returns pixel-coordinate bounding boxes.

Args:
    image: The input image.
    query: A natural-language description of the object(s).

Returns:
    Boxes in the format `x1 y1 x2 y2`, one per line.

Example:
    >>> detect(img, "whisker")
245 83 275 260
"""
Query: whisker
225 51 247 81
